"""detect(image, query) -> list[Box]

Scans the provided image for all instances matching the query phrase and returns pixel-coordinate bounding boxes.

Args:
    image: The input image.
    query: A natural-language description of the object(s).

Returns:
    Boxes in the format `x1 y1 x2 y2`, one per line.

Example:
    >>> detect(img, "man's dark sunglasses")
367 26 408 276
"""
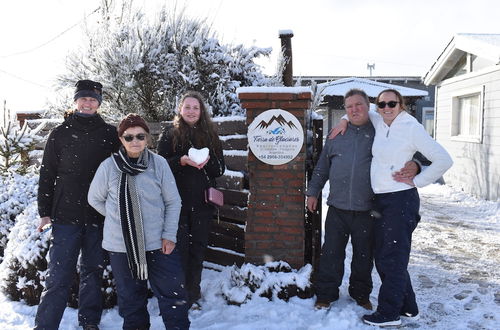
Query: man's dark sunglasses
123 134 146 142
377 101 399 109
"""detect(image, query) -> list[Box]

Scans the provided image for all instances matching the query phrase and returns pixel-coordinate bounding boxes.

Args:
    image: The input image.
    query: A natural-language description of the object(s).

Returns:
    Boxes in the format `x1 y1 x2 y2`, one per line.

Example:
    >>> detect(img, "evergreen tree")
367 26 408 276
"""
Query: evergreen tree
0 102 44 174
57 0 281 121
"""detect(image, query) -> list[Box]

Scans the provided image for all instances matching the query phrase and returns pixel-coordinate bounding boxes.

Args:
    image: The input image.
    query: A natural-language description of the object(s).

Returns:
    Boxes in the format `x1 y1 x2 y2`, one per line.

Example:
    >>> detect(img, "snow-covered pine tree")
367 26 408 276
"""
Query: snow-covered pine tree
0 104 45 260
0 200 48 305
0 170 39 260
0 102 44 175
55 0 281 121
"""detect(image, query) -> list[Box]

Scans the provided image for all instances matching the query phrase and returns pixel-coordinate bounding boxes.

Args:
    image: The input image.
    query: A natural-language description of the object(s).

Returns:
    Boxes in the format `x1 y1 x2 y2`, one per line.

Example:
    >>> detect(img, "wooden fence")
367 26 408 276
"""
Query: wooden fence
26 115 321 269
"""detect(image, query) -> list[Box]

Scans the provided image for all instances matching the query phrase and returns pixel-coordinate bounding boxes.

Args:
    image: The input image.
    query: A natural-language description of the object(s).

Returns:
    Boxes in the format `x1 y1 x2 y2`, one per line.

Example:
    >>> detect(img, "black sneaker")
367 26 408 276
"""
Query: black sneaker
400 311 420 320
362 312 401 326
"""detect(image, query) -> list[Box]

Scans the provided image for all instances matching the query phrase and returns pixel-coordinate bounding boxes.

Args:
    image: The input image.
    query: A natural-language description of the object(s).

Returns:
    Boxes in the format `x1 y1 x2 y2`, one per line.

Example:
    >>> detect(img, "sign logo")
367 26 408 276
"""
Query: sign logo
248 109 304 165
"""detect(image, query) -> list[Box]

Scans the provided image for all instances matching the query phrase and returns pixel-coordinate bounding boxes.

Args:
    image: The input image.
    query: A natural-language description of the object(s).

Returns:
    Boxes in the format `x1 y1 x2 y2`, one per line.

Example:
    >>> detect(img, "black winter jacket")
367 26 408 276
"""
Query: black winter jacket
157 129 225 211
37 113 120 225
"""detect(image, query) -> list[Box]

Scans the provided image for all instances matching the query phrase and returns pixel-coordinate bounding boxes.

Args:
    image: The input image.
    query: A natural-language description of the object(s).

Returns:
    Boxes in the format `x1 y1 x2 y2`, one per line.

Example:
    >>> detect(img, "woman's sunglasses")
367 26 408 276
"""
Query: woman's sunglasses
123 134 146 142
377 101 399 109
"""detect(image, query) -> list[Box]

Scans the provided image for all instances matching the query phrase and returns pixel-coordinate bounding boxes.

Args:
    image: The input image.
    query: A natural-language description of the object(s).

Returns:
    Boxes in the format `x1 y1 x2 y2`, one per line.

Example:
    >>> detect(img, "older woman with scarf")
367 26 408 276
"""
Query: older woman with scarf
88 114 189 330
157 91 225 310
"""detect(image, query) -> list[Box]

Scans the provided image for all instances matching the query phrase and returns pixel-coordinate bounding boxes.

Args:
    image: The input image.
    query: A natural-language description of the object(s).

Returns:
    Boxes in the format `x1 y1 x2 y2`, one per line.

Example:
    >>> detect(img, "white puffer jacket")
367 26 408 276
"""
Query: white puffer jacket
369 110 453 194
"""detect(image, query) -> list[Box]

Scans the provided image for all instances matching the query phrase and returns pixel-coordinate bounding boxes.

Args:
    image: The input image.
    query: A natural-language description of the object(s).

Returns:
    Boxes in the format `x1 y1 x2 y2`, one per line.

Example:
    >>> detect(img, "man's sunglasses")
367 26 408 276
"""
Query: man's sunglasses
123 134 147 142
377 101 399 109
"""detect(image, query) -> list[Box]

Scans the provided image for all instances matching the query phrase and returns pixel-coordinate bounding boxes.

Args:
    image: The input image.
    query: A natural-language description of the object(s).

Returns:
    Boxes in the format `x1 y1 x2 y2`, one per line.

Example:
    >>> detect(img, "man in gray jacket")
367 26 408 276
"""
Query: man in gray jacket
307 89 417 311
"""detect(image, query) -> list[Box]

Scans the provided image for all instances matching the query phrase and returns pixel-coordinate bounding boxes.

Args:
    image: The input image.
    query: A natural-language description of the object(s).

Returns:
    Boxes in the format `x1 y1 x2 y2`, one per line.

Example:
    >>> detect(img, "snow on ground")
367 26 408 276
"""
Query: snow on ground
0 183 498 329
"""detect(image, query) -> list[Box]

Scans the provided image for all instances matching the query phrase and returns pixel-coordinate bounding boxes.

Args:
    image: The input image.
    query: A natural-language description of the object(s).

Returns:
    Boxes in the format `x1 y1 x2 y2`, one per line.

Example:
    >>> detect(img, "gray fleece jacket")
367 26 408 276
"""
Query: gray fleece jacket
88 151 181 252
306 122 375 211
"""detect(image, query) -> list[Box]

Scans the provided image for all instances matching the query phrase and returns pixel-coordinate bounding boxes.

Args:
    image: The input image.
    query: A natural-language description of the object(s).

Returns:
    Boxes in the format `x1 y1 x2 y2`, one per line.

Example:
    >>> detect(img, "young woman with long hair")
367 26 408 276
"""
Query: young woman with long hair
157 91 225 310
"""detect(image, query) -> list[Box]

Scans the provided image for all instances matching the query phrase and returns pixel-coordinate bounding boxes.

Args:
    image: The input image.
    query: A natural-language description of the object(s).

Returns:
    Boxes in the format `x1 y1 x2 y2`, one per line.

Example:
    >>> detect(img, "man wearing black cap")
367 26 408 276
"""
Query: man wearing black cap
35 80 120 330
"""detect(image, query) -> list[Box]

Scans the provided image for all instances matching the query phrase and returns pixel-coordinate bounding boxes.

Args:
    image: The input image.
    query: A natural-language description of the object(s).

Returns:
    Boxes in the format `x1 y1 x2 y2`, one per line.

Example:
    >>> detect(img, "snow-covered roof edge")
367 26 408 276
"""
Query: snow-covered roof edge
424 33 500 85
318 77 428 97
236 86 312 95
15 109 45 114
212 115 246 122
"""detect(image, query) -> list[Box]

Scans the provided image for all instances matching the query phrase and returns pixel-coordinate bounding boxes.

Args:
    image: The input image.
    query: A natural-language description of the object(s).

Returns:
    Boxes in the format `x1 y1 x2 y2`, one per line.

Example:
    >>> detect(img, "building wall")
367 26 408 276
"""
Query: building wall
434 67 500 200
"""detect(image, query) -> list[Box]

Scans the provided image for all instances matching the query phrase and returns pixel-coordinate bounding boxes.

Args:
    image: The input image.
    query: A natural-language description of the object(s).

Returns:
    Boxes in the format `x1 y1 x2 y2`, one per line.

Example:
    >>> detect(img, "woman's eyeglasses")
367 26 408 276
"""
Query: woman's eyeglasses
123 134 146 142
377 101 399 109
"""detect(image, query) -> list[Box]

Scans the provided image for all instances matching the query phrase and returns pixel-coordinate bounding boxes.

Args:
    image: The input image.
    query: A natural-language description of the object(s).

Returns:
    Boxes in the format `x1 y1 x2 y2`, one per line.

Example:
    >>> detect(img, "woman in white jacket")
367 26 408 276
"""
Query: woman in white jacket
333 89 452 326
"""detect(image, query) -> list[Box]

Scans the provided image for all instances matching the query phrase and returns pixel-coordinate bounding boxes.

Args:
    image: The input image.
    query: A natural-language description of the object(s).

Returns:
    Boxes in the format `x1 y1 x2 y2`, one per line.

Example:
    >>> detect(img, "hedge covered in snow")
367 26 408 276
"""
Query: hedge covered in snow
0 170 117 307
221 261 313 305
0 170 39 260
0 202 50 305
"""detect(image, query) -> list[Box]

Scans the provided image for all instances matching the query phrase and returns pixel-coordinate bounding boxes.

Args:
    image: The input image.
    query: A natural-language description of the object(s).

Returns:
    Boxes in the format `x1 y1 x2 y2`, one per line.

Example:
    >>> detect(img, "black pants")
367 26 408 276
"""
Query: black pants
373 188 420 318
315 206 374 303
177 206 214 305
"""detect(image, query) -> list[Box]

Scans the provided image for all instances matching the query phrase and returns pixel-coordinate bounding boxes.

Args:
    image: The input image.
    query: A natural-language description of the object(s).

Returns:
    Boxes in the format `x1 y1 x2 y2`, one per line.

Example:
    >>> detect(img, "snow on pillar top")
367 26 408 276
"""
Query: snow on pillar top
279 29 294 37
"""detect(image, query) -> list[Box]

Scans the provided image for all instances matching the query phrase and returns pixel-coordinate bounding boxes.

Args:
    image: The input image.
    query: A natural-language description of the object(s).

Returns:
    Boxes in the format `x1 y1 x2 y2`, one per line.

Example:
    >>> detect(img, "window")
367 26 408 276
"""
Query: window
422 107 434 137
451 87 484 143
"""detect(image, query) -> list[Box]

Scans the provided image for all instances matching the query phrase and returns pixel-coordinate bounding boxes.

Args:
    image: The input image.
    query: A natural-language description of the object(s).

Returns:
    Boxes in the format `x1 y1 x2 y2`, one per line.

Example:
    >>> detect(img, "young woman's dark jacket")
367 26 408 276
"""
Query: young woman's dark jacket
37 113 120 225
157 128 225 211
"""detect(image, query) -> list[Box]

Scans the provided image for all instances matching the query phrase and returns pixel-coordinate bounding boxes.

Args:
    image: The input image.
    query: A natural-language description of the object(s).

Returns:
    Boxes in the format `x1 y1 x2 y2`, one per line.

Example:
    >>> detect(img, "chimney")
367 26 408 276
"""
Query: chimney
279 30 294 86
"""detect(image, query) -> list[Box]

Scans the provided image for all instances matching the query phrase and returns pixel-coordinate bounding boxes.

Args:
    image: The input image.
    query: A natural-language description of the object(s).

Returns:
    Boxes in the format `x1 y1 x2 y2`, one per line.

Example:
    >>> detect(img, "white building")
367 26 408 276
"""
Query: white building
316 77 429 134
424 33 500 200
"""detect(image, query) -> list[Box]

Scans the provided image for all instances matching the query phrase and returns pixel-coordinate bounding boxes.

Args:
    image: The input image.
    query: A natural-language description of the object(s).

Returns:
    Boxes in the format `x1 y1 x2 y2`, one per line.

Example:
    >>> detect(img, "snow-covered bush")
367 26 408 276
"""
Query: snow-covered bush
56 0 281 121
0 169 39 259
221 261 313 305
0 200 118 308
0 203 50 305
102 264 118 308
0 103 45 174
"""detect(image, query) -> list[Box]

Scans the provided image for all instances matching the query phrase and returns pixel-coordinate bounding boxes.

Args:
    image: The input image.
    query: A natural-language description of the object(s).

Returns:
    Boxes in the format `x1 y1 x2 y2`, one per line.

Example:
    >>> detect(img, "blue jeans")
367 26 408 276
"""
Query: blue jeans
109 249 190 330
35 223 105 330
373 188 420 318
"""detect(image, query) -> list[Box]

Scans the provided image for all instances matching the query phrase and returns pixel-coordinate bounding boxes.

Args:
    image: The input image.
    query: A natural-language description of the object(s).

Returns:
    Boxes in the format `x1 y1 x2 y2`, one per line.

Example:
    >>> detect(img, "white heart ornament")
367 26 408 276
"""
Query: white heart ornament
188 147 209 165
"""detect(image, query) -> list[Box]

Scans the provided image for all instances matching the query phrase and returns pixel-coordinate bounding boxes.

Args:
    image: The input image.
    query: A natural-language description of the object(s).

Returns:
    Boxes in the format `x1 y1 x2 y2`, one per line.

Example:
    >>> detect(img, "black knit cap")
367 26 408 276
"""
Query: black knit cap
74 79 103 105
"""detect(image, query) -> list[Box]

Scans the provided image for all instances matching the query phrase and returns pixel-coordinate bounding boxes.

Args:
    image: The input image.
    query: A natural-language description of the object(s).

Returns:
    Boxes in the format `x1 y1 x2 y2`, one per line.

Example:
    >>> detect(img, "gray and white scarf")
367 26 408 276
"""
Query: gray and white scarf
112 146 149 280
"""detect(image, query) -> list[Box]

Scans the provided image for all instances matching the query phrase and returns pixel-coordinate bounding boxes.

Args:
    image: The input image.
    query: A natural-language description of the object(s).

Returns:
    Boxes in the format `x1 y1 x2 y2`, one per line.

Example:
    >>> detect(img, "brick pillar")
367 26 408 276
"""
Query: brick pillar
238 87 312 269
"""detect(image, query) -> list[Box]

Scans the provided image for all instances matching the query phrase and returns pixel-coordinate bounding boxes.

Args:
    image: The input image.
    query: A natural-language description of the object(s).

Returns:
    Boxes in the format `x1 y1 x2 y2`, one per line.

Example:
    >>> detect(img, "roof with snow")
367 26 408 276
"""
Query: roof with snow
237 86 312 95
14 109 45 114
424 33 500 85
318 77 428 98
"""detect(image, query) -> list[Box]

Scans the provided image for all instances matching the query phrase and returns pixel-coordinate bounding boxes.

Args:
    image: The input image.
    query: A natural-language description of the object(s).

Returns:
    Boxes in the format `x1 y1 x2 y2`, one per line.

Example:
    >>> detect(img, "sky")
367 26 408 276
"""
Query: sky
1 0 499 112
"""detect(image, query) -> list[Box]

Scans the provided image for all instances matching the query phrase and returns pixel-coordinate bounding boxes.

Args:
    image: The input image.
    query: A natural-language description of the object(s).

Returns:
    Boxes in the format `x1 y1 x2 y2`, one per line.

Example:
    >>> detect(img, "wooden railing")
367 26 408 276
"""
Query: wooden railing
28 116 322 269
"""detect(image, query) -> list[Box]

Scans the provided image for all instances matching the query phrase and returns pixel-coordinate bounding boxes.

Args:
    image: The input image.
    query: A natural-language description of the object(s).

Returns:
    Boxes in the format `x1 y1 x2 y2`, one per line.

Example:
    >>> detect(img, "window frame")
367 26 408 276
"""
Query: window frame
450 86 484 143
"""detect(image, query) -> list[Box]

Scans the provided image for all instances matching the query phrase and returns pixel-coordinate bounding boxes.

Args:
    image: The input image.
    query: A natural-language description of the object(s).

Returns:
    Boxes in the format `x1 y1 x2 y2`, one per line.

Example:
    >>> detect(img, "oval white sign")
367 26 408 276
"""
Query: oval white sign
247 109 304 165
